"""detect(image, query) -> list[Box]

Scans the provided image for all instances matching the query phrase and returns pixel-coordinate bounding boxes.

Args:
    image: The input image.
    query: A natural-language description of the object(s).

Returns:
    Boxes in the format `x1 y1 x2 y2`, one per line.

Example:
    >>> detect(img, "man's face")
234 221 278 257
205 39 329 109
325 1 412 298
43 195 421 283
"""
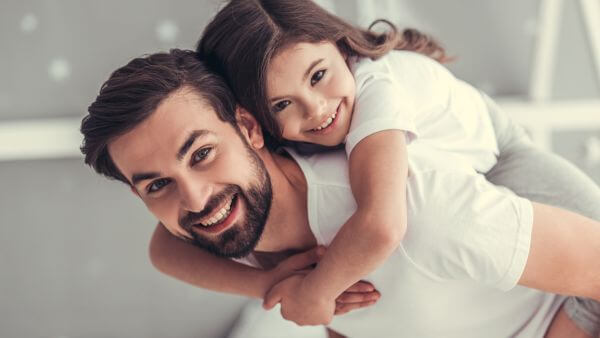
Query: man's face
109 88 272 258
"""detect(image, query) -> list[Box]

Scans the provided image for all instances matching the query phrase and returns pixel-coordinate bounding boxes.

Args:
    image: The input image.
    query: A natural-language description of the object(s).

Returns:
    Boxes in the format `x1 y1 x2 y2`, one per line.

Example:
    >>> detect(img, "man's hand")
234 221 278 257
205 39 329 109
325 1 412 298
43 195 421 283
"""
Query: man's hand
335 280 380 315
263 275 381 326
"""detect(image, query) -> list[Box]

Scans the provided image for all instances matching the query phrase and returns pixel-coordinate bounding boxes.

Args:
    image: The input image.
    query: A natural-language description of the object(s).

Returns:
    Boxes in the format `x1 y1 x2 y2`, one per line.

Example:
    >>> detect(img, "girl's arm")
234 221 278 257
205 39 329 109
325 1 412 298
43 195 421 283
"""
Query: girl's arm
303 129 408 296
518 202 600 301
264 130 408 325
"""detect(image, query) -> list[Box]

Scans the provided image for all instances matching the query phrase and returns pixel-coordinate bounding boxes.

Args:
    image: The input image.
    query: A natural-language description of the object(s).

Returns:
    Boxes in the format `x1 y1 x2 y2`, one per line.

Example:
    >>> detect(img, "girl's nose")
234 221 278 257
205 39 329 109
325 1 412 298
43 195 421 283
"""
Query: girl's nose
304 96 327 120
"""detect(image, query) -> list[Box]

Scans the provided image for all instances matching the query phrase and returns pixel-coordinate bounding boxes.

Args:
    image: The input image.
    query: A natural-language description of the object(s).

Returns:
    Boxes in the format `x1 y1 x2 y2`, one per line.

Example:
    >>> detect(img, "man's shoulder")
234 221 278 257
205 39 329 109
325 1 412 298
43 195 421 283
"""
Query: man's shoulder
285 148 350 188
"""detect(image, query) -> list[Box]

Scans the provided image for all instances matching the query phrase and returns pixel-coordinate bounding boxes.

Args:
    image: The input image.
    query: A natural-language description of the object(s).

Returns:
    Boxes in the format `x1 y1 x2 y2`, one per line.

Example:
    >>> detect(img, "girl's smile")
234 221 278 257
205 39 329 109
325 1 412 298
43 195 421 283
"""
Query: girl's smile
307 99 341 134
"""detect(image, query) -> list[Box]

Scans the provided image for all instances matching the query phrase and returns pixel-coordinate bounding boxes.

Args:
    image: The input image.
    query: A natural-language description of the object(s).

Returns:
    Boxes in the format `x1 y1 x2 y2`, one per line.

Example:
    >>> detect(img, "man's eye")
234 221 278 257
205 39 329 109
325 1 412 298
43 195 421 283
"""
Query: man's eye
192 147 212 164
272 100 291 113
147 178 170 193
310 69 326 86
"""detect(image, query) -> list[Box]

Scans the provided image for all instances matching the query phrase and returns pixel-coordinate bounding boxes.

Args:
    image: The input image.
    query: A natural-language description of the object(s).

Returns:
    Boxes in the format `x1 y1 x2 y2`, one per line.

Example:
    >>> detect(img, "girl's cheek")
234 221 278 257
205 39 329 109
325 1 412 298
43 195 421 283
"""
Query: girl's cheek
281 125 298 141
280 122 304 142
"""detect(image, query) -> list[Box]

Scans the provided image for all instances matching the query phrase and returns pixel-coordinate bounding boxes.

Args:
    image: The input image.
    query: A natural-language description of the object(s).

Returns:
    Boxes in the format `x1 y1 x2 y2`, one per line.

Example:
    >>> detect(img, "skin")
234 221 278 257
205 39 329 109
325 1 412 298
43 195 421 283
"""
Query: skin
264 41 409 324
109 86 600 333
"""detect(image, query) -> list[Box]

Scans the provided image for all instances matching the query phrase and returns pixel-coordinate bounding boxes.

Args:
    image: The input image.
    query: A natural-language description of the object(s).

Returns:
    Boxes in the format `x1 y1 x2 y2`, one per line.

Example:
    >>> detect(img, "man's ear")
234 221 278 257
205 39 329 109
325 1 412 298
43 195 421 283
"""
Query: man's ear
235 107 265 149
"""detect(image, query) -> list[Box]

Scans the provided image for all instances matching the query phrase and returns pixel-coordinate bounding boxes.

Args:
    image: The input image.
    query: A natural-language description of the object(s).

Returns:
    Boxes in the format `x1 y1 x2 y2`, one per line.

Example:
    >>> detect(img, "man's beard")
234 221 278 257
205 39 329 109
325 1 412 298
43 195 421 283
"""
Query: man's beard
179 141 272 259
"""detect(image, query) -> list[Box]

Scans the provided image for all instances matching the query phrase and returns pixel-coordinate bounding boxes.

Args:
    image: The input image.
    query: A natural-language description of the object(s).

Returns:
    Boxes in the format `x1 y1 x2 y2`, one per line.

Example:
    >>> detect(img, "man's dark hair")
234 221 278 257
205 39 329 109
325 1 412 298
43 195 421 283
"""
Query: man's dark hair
80 49 238 184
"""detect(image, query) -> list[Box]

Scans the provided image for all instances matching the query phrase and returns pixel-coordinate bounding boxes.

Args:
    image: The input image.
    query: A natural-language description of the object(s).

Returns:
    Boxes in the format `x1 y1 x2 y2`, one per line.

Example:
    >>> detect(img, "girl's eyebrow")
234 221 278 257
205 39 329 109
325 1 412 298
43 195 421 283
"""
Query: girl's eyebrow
302 58 324 82
269 58 324 102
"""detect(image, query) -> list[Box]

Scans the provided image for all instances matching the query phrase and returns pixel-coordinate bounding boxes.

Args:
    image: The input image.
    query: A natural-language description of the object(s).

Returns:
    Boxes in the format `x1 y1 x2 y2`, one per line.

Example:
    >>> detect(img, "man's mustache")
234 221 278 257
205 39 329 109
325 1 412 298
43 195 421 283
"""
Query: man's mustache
179 185 240 230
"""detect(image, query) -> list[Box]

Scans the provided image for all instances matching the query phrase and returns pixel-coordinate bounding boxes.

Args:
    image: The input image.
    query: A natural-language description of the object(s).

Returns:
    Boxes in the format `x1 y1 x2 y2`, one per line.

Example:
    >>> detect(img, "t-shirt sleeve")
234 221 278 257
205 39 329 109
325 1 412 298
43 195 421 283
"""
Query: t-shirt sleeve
231 254 262 269
345 60 419 156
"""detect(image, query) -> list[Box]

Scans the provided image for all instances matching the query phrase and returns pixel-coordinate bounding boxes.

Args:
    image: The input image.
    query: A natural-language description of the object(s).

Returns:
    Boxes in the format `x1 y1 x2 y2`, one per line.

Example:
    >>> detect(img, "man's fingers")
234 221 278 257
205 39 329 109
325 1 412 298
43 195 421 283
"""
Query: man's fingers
335 300 378 315
263 286 282 310
345 280 375 293
336 290 380 304
281 246 326 270
263 294 281 310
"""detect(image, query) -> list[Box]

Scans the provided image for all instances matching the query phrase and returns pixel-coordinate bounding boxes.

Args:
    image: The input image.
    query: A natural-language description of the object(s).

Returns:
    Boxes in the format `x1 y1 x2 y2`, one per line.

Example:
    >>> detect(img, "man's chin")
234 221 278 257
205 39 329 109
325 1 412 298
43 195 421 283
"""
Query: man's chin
189 222 264 259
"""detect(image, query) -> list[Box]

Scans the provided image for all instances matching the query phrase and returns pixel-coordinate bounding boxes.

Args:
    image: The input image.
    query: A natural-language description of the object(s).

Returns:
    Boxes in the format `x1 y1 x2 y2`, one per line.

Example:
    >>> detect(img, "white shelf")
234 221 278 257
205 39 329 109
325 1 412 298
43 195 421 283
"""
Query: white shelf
1 100 599 161
0 118 83 161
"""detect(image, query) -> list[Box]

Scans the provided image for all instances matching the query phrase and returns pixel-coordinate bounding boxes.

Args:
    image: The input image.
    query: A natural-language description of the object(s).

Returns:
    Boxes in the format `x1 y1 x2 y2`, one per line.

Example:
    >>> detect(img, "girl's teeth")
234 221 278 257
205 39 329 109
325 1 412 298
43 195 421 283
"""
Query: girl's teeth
314 113 336 131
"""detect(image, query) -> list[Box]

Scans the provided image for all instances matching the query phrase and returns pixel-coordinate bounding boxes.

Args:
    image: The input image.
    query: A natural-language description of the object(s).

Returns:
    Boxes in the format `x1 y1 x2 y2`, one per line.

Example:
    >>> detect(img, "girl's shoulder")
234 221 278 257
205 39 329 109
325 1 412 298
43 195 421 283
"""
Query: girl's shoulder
352 51 450 77
351 50 454 88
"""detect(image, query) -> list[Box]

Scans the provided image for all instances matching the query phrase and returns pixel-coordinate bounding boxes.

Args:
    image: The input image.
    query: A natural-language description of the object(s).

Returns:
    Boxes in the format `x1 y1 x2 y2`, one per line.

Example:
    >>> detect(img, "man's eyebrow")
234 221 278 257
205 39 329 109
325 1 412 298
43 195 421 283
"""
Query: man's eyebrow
177 130 211 161
131 172 160 186
269 58 324 103
129 130 212 186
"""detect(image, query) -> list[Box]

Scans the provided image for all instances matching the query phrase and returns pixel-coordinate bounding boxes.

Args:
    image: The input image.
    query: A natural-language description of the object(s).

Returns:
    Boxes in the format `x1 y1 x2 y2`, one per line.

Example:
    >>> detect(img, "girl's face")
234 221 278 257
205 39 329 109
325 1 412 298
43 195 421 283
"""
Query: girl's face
266 41 356 146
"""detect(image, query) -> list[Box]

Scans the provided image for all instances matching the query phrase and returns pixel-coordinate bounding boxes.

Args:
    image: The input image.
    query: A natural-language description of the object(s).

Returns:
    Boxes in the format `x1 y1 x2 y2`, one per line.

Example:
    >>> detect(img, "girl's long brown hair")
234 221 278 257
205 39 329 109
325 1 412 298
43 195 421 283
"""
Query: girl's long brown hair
198 0 448 148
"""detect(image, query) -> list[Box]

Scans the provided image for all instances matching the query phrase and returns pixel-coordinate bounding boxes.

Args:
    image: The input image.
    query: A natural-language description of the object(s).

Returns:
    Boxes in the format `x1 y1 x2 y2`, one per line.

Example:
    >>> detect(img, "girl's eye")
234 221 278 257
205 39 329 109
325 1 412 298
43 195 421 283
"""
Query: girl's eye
272 100 291 113
147 178 171 194
192 147 212 164
310 69 326 86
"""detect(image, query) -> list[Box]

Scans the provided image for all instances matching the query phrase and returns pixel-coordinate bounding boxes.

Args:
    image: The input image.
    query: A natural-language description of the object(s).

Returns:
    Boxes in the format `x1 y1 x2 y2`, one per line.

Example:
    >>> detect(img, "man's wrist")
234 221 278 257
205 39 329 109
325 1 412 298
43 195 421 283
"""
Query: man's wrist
256 268 278 298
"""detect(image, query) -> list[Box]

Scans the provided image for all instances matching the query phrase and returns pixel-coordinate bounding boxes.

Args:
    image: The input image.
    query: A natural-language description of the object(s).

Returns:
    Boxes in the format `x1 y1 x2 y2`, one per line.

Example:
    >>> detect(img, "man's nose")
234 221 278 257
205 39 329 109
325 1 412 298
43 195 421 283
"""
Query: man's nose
179 180 212 213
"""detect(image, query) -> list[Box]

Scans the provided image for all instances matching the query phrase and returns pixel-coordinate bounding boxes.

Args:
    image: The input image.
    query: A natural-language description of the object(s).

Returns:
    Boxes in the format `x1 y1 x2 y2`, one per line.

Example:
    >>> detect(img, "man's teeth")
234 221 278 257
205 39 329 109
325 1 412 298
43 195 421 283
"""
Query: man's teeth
199 196 234 227
313 113 336 131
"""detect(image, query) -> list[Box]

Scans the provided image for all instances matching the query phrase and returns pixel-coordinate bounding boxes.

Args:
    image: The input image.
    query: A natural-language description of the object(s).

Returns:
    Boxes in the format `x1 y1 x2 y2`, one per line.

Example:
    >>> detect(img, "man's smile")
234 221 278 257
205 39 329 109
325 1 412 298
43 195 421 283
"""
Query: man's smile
193 194 240 234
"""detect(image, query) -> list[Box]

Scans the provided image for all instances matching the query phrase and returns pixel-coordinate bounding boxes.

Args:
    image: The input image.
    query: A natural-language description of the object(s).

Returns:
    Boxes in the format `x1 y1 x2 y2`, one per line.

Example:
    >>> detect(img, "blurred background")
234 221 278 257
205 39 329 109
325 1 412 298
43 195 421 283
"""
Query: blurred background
1 0 599 337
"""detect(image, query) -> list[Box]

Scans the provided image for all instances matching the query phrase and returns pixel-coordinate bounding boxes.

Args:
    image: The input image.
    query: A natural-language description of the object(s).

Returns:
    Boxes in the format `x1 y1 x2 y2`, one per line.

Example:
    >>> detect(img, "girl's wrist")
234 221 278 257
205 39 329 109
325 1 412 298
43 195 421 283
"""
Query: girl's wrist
301 272 338 302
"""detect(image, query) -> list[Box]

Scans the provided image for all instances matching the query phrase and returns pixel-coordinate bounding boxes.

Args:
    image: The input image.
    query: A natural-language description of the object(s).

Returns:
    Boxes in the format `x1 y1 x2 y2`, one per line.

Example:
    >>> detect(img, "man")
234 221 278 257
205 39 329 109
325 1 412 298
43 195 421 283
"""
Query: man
81 49 600 337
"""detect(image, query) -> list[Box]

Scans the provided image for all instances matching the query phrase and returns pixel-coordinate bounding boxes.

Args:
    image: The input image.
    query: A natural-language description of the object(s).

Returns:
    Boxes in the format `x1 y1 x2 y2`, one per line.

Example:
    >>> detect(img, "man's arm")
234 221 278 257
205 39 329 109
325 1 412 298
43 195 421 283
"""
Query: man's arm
150 224 273 299
518 202 600 301
150 224 382 310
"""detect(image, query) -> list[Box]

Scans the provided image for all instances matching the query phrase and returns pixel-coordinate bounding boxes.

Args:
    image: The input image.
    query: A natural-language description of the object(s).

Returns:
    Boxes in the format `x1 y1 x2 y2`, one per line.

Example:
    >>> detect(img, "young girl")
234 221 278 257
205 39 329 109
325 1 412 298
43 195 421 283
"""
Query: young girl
153 0 600 333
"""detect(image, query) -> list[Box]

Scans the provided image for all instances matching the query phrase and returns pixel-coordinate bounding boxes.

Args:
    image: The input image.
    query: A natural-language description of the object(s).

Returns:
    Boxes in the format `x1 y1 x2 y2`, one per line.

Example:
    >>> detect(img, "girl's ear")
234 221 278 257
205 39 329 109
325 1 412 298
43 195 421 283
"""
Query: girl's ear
235 107 265 149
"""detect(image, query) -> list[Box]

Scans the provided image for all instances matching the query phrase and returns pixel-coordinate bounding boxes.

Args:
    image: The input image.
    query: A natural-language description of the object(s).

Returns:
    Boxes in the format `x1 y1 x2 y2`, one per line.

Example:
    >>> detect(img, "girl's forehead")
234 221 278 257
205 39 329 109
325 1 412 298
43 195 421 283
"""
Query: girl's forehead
269 41 337 72
276 41 336 58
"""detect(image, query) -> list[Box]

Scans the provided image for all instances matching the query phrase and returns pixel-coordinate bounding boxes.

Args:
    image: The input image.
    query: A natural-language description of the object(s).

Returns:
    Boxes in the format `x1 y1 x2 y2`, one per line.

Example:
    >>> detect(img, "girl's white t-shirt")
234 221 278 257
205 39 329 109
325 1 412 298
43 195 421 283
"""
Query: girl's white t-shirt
346 50 499 174
286 148 562 338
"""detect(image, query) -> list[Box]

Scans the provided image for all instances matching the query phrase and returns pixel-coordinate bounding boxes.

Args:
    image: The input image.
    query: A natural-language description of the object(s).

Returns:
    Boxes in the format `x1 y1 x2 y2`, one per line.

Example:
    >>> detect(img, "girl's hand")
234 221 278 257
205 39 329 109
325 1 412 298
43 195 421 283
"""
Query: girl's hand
264 246 326 292
263 273 336 326
264 246 381 323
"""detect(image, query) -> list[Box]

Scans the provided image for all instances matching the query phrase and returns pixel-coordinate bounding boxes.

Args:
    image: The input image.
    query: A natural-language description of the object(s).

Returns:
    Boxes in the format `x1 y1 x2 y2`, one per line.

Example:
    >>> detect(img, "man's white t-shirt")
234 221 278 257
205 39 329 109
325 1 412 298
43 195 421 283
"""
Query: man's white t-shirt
286 148 563 338
347 50 499 174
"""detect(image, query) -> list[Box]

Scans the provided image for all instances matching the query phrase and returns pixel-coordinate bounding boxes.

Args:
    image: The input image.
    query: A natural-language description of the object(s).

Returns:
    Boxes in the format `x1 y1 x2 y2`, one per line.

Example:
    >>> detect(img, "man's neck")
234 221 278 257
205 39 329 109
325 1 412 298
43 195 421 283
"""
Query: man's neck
253 150 317 253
